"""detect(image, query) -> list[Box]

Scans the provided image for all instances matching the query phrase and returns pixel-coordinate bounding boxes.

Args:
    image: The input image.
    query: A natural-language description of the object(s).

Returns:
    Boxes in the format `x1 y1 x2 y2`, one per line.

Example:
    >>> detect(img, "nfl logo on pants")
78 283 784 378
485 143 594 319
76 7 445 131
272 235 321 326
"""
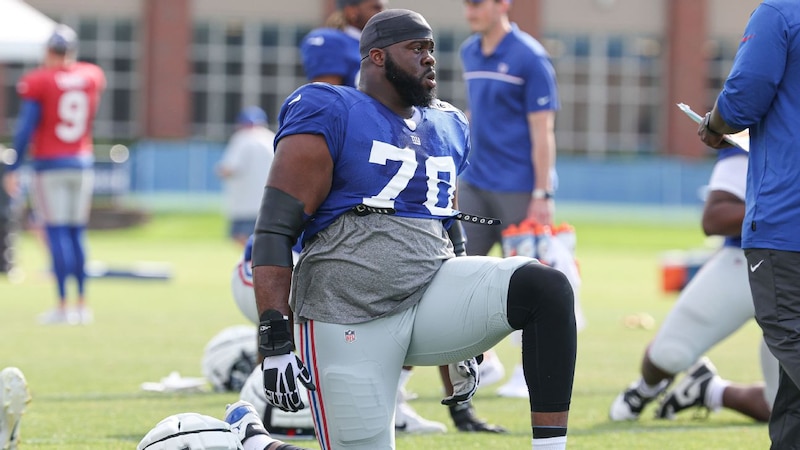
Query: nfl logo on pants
344 330 356 343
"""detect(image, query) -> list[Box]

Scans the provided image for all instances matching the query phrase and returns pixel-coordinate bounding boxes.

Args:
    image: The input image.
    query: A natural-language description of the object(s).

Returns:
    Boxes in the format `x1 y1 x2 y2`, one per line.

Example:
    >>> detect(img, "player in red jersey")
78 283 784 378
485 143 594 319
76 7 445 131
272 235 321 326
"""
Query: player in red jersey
2 24 106 325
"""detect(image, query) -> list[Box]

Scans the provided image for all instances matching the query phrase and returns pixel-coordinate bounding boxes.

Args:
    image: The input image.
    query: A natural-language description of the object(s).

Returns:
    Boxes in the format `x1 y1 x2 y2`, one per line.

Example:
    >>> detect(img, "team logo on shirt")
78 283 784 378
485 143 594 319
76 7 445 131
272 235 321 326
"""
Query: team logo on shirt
497 62 510 74
410 135 421 145
307 36 325 46
344 329 356 343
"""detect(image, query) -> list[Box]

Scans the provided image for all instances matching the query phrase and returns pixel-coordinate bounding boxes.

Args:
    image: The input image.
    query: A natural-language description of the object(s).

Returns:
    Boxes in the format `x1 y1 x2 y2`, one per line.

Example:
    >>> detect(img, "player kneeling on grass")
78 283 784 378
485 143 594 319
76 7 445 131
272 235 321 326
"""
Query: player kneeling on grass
251 9 576 450
609 149 778 423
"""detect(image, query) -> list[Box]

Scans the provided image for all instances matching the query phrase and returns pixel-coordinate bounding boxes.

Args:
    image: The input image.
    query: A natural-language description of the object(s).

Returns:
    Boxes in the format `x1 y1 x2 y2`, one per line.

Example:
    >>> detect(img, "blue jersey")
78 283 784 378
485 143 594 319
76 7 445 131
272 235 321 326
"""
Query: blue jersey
715 1 800 251
275 83 470 245
459 24 559 193
300 27 361 87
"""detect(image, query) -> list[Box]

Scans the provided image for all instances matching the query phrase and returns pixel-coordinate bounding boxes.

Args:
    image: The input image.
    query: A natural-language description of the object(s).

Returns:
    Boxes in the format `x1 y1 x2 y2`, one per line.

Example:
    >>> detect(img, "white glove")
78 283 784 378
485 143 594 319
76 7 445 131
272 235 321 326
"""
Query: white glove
441 357 479 405
262 353 316 412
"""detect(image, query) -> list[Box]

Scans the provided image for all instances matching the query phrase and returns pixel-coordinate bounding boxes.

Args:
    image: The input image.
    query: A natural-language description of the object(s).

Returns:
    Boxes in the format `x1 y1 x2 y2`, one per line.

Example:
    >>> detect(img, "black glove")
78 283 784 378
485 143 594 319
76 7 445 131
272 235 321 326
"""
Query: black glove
261 353 315 412
259 310 316 412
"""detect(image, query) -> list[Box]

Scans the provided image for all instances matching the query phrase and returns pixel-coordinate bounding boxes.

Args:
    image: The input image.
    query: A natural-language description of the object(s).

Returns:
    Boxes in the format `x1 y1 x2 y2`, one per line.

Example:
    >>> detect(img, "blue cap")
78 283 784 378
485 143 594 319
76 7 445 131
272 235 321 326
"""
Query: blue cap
47 24 78 55
236 106 267 126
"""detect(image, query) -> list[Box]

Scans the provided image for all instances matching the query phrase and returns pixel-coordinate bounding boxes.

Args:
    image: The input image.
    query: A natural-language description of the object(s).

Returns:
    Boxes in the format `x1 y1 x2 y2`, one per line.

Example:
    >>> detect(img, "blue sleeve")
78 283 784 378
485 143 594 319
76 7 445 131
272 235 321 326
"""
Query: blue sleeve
10 100 41 171
275 84 346 162
717 4 786 129
524 55 559 113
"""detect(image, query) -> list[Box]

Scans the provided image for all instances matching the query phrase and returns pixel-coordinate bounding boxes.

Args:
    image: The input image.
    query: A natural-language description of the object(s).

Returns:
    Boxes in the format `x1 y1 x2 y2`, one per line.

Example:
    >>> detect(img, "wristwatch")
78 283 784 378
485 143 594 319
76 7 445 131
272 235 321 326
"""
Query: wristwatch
532 189 554 200
702 112 722 136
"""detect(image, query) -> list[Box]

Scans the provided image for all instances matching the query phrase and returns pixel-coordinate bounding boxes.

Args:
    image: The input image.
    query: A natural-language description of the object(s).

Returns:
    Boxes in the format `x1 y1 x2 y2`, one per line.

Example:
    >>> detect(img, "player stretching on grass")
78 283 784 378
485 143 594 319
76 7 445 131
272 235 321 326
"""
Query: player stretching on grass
3 24 105 325
252 9 576 449
609 148 778 422
301 0 504 435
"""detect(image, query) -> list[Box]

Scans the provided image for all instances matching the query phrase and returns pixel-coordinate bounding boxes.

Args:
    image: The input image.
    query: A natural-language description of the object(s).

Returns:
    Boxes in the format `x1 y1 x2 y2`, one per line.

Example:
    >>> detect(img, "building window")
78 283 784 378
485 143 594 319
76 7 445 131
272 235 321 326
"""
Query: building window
544 33 663 155
0 17 741 158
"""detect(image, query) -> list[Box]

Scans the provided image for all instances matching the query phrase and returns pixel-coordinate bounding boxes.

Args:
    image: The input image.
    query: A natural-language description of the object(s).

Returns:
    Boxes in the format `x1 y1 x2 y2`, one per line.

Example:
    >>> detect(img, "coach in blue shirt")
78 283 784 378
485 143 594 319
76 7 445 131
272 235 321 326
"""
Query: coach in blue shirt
458 0 559 256
699 1 800 447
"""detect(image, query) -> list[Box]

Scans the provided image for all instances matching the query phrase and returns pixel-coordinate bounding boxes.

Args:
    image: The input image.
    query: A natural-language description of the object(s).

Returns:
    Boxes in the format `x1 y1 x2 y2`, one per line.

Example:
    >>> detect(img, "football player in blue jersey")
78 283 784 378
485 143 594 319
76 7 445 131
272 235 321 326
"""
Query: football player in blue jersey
302 0 502 435
299 0 387 87
609 148 778 423
301 0 441 434
251 9 576 450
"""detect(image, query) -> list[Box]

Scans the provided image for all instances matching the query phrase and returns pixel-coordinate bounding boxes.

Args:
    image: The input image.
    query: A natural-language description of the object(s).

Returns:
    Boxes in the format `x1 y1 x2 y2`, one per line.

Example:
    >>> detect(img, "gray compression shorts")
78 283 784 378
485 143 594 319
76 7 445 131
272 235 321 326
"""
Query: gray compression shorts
649 246 778 408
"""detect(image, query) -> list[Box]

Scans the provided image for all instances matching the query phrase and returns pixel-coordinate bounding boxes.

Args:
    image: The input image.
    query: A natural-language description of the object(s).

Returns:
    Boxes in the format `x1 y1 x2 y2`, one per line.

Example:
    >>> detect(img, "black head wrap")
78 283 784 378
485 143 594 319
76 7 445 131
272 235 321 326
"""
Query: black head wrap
359 9 433 59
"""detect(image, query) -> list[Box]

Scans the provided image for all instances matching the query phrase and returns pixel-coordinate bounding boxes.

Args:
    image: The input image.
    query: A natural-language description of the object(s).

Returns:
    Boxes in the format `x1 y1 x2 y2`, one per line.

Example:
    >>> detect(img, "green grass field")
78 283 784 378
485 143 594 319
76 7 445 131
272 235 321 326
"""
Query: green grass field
0 212 770 449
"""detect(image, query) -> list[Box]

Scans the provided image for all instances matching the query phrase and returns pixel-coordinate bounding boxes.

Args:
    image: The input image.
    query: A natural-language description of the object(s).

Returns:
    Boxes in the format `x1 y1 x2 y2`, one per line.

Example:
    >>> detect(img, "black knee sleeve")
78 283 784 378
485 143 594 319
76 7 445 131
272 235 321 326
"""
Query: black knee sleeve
506 262 574 329
506 262 577 413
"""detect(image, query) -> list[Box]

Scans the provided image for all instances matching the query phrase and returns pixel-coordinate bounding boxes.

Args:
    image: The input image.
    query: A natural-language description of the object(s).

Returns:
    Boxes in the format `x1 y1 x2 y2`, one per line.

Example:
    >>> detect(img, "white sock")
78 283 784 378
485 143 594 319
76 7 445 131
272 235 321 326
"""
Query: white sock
706 377 730 411
637 378 668 397
398 368 413 390
532 436 567 449
510 329 523 346
243 434 278 450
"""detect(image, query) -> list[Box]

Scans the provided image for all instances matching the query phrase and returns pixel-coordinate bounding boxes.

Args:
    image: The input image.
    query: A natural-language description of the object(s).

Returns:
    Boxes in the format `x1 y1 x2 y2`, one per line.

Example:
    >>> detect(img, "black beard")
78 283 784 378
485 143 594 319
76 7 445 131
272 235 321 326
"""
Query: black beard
384 53 435 107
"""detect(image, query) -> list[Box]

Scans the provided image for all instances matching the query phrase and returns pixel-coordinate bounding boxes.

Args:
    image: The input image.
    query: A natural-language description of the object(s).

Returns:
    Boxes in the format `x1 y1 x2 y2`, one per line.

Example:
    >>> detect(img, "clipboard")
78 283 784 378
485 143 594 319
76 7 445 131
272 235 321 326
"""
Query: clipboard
677 103 750 151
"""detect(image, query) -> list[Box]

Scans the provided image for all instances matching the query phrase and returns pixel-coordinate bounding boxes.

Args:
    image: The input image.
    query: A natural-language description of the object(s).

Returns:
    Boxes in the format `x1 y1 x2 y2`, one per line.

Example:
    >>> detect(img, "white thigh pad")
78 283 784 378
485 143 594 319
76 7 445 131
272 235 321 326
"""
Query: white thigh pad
322 362 391 447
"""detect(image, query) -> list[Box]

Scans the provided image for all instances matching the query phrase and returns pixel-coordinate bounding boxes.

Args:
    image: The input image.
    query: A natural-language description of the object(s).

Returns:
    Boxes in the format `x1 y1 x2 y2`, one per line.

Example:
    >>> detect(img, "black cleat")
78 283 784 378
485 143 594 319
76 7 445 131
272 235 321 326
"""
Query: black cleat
448 402 507 433
656 357 717 420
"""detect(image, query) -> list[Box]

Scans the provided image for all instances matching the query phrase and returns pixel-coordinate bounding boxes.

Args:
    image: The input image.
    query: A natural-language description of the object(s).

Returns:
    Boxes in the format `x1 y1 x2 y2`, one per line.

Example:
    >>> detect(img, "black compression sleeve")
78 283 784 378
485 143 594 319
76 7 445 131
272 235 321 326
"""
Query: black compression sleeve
252 187 306 268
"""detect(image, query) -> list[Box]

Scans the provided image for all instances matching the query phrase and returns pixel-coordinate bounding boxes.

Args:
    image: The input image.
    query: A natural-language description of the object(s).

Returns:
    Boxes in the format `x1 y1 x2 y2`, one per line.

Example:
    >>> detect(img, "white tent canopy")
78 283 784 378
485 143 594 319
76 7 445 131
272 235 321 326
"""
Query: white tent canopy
0 0 57 63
